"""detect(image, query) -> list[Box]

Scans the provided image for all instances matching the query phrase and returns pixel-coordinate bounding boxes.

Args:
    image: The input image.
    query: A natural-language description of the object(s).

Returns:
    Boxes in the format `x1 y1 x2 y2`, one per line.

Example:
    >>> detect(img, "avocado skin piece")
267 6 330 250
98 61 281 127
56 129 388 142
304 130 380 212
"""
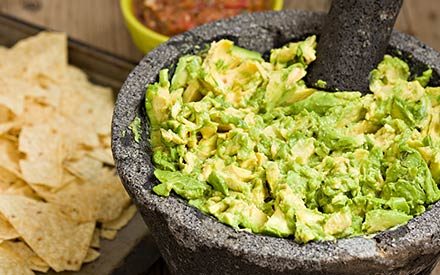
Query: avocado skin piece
146 37 440 243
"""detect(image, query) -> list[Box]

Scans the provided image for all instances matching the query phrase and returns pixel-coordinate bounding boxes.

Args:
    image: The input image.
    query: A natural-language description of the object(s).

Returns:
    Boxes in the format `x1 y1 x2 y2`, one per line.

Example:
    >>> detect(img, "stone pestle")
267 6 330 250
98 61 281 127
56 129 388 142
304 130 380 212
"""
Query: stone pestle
307 0 403 93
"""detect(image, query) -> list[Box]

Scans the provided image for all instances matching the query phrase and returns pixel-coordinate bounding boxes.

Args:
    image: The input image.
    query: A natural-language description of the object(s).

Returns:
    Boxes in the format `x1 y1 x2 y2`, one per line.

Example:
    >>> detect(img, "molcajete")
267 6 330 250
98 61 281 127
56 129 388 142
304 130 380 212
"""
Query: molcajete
112 10 440 275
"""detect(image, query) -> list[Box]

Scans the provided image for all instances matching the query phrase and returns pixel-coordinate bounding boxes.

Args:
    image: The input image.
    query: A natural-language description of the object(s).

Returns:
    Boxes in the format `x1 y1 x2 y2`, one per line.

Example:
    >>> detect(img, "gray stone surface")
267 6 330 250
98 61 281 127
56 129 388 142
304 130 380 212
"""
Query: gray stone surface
307 0 403 93
112 10 440 275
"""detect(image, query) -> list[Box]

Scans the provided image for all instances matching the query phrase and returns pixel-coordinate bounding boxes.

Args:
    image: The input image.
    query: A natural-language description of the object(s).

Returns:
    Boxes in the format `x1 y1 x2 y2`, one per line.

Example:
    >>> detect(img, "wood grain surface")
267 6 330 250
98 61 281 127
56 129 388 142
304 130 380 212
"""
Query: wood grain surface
1 0 439 61
0 0 143 61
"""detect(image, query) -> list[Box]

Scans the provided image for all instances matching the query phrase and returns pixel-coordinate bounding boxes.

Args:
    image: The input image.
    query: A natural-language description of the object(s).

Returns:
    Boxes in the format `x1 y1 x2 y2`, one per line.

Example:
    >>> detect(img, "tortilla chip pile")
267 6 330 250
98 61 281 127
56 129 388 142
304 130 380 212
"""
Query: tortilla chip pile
0 32 135 273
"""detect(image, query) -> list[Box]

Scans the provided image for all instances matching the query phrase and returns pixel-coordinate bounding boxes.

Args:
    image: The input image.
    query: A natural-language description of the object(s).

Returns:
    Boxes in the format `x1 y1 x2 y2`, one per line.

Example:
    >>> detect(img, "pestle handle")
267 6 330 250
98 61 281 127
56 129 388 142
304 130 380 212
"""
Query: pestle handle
307 0 403 93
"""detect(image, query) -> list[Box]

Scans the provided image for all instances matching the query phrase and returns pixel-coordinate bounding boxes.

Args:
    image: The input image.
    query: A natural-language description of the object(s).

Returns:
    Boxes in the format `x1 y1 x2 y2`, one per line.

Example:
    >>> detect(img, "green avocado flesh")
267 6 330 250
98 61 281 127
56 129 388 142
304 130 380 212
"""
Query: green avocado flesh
145 36 440 243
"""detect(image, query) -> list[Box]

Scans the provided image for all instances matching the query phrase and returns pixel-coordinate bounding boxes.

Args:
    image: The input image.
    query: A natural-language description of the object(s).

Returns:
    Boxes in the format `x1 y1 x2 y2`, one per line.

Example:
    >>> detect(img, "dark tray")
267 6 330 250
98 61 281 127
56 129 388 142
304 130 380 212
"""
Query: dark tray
0 13 160 275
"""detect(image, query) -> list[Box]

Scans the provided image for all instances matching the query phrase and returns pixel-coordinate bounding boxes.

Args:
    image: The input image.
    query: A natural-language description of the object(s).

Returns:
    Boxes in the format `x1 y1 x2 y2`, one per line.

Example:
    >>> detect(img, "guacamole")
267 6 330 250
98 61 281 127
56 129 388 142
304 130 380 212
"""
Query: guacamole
145 36 440 243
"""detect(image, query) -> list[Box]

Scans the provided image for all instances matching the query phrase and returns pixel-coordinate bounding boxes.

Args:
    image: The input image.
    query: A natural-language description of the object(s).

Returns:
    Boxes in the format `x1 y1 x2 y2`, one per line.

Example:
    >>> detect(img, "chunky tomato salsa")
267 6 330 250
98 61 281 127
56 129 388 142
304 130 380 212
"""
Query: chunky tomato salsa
134 0 270 36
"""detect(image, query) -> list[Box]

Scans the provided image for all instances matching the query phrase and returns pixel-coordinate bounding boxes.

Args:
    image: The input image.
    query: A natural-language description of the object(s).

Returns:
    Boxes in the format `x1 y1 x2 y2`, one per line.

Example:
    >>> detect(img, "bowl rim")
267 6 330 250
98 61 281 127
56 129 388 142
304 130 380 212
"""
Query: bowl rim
112 10 440 272
120 0 284 42
120 0 168 42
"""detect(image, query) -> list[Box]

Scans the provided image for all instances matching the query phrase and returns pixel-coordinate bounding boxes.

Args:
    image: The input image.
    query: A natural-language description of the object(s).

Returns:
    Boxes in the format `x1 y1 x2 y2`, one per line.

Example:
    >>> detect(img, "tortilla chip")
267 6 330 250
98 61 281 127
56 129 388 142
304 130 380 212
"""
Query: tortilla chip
64 156 103 182
31 179 97 222
93 169 131 222
14 100 100 153
19 124 63 187
0 246 34 275
90 228 100 249
83 248 100 263
0 215 19 241
8 32 67 80
13 100 52 127
100 134 112 148
0 32 137 274
28 170 74 197
100 229 117 240
85 85 115 136
0 138 20 175
0 77 26 116
0 167 20 193
3 181 41 200
60 81 114 136
28 75 61 108
103 204 137 231
59 169 76 187
58 118 101 152
0 241 49 272
66 66 88 83
34 169 130 223
49 117 103 153
0 122 15 136
0 195 95 271
0 105 14 125
87 147 114 166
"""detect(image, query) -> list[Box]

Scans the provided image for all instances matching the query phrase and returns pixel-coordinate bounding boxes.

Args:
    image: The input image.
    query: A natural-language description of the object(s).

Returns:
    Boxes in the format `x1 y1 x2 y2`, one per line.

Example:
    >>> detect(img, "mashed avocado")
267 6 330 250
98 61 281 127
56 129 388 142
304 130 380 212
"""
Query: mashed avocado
145 36 440 243
129 116 142 142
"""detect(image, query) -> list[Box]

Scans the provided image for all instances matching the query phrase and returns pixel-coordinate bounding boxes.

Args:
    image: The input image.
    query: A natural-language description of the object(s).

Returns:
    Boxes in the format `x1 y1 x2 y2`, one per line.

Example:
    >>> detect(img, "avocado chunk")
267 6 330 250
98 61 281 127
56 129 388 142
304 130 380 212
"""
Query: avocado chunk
145 69 171 129
153 170 209 200
263 208 295 237
207 171 229 195
363 209 412 234
231 45 263 62
129 116 142 142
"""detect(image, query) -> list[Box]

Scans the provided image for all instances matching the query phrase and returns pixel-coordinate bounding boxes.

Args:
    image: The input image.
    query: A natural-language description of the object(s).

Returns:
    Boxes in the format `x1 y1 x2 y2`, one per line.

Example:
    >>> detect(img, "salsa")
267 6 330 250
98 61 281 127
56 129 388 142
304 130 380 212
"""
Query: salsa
134 0 270 36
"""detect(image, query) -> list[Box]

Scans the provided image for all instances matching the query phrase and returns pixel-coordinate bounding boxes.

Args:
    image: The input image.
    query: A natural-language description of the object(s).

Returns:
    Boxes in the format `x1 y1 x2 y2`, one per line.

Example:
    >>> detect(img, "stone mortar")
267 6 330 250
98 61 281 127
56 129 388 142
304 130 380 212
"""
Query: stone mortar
112 10 440 275
307 0 403 93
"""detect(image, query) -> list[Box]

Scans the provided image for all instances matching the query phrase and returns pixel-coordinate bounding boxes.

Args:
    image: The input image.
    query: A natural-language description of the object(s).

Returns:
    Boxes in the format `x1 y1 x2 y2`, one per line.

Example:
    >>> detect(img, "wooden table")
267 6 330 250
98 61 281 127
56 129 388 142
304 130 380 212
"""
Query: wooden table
1 1 440 274
0 0 439 62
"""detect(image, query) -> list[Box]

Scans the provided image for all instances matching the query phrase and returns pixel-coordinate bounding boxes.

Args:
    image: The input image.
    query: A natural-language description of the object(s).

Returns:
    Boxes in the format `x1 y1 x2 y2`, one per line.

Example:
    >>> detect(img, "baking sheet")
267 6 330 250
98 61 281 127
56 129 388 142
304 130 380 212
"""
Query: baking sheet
0 12 160 275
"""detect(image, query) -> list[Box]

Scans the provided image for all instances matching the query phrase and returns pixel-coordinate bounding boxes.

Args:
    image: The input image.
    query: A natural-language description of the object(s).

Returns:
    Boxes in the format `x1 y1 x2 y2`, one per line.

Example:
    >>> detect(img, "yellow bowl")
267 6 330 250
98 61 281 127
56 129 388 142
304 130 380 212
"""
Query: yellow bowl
120 0 284 53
